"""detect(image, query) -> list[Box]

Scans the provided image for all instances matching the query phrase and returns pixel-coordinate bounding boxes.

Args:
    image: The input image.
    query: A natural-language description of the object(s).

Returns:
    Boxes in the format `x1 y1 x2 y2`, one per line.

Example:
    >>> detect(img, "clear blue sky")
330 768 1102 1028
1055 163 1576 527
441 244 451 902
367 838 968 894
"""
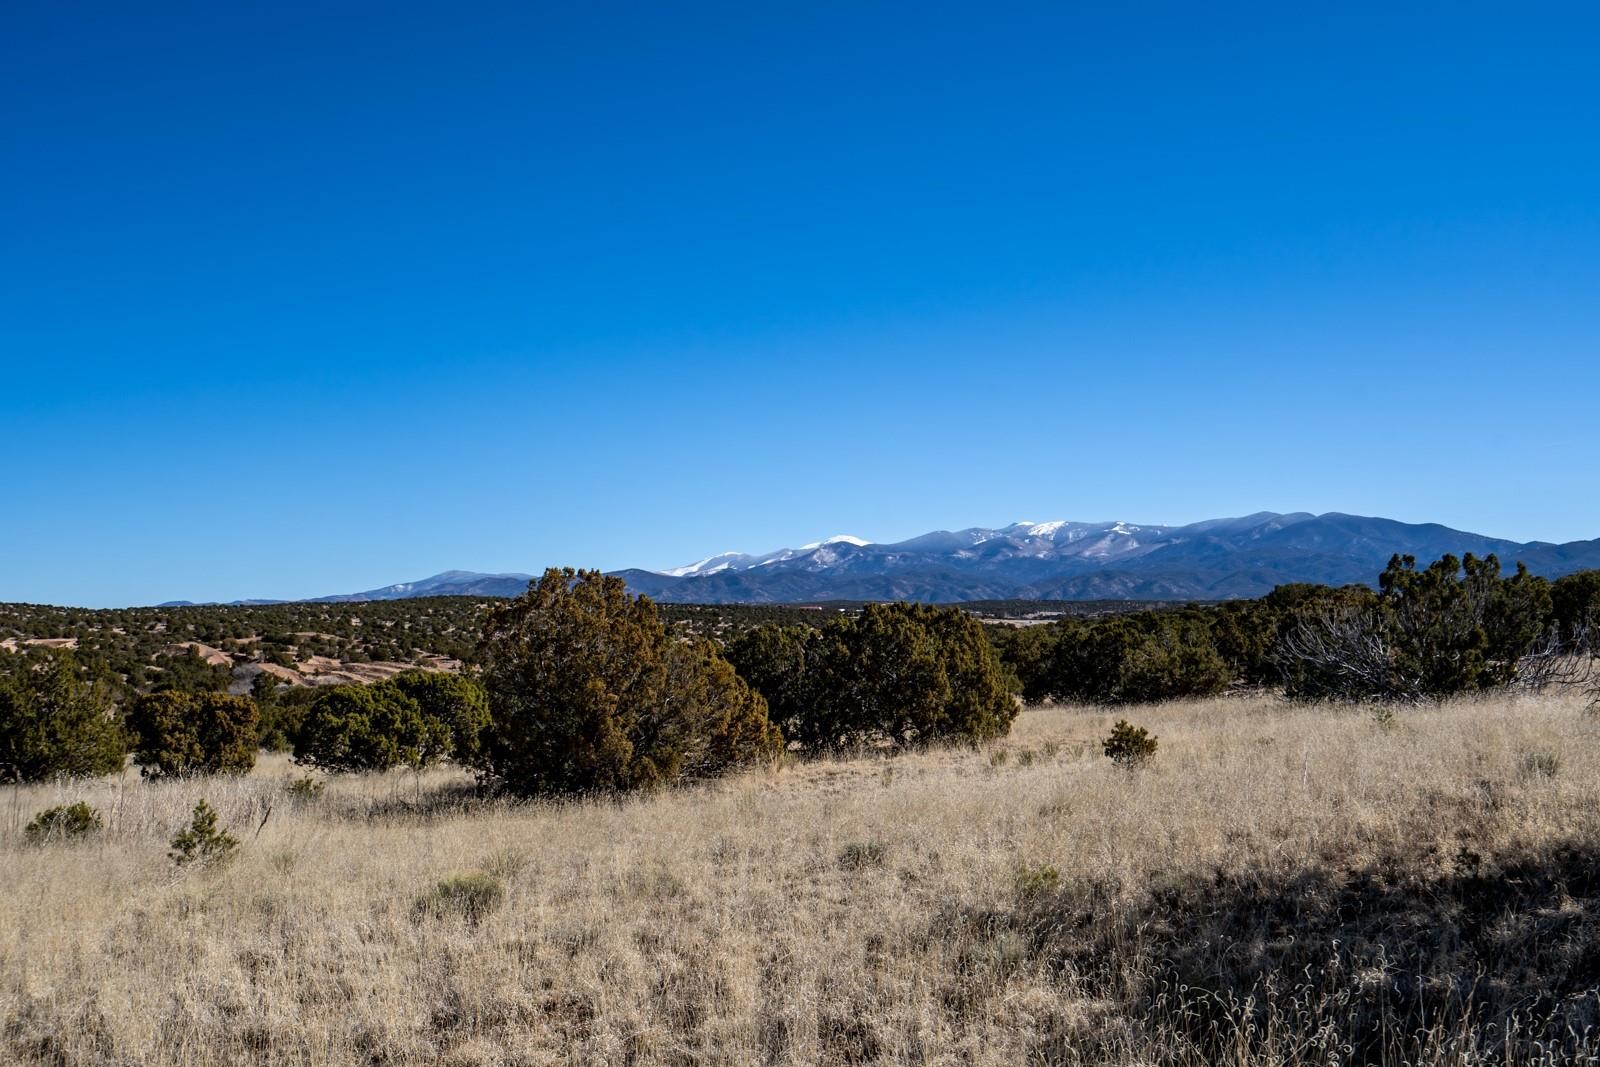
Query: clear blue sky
4 3 1598 606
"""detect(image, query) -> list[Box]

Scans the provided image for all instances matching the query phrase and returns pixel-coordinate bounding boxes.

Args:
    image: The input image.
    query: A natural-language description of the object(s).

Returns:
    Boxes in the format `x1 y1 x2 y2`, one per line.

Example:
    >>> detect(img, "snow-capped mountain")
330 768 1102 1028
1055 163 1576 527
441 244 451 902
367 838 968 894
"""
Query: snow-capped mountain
608 512 1600 603
800 535 872 549
651 520 1166 581
662 552 750 578
278 512 1600 606
662 535 874 577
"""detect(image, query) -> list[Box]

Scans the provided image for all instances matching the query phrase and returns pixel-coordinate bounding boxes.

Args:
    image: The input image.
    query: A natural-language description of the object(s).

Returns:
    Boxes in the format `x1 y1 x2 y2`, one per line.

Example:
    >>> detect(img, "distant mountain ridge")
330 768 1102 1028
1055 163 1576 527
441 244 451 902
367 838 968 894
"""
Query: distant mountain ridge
310 570 537 603
294 512 1600 606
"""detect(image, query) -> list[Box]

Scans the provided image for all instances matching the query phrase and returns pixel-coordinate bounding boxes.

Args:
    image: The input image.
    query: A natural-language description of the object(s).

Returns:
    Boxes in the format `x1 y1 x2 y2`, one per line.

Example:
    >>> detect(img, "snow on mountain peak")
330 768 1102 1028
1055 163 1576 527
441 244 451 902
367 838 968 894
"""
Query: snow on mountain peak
655 522 1158 582
662 551 746 578
661 536 871 578
800 535 871 550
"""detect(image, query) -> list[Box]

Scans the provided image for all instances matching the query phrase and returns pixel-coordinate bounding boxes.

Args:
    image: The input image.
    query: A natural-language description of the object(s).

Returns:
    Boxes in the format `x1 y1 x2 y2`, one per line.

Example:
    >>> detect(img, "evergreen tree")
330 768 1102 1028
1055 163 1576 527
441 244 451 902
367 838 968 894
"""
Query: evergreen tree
150 646 232 693
1550 570 1600 644
0 650 126 782
385 668 491 763
128 691 259 777
731 603 1017 749
294 682 445 773
477 568 782 795
724 624 818 741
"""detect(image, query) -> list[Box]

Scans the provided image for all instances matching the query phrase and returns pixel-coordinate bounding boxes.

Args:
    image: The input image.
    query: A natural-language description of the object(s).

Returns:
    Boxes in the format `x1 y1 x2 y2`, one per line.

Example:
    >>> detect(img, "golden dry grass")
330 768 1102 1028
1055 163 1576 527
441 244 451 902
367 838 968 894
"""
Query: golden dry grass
4 691 1600 1065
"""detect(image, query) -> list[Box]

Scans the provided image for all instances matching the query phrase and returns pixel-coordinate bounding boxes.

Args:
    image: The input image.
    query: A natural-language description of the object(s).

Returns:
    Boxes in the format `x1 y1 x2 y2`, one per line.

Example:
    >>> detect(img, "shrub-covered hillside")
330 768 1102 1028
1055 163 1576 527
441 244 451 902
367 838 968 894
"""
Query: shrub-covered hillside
0 597 867 702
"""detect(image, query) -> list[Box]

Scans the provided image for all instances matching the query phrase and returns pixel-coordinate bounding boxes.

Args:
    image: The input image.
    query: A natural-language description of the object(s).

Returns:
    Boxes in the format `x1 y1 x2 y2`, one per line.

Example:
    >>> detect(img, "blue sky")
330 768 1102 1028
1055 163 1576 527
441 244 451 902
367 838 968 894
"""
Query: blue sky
4 3 1598 606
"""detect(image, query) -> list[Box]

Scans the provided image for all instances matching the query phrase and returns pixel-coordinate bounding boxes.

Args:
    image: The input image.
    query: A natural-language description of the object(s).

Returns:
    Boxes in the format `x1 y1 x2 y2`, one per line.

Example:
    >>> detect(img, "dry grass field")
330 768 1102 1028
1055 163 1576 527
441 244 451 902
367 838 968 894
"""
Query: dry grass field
5 692 1600 1065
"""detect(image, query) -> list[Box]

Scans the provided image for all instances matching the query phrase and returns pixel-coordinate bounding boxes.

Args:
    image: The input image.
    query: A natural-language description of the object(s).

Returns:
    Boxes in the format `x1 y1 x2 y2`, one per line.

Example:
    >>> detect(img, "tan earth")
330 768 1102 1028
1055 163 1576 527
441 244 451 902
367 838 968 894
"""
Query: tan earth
164 641 233 667
293 654 461 687
0 637 79 652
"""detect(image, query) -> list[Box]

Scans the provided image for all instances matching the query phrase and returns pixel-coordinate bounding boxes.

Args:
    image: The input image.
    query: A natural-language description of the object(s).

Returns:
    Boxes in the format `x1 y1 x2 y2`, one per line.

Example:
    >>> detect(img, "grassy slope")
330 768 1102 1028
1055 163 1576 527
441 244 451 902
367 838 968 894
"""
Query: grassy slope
3 692 1599 1065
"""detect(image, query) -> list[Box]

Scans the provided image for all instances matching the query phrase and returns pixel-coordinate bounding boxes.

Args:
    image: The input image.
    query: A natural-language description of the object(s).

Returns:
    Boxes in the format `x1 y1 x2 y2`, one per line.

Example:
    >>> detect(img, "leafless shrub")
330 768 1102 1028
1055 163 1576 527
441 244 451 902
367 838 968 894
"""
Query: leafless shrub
1514 623 1596 692
1280 607 1593 703
1275 604 1412 701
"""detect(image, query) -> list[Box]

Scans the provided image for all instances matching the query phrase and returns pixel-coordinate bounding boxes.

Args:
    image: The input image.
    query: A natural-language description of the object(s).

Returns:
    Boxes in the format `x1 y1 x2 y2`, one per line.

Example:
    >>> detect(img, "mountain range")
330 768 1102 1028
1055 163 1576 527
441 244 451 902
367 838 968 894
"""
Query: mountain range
301 512 1600 606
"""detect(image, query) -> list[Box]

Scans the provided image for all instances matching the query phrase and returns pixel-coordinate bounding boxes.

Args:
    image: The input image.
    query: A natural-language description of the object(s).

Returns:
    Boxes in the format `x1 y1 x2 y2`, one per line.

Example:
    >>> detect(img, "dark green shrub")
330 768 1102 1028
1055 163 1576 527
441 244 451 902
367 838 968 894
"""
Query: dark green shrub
983 624 1052 700
990 593 1358 702
916 604 1022 742
730 604 1017 751
1026 613 1231 706
0 650 126 783
293 682 445 773
127 691 259 778
807 605 947 749
724 625 817 738
249 670 280 704
385 669 490 764
1201 600 1282 686
257 684 316 752
148 646 231 693
667 637 790 776
286 774 324 800
1398 554 1549 692
24 801 103 844
249 670 291 751
1103 720 1158 767
1119 631 1233 704
477 569 783 796
1550 570 1600 644
169 799 238 867
414 870 504 924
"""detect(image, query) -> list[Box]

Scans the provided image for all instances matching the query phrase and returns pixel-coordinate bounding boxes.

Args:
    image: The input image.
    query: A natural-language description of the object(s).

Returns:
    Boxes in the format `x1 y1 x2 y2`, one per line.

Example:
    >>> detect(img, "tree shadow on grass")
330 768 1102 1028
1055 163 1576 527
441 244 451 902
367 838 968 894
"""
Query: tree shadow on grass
331 778 508 824
939 841 1600 1064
